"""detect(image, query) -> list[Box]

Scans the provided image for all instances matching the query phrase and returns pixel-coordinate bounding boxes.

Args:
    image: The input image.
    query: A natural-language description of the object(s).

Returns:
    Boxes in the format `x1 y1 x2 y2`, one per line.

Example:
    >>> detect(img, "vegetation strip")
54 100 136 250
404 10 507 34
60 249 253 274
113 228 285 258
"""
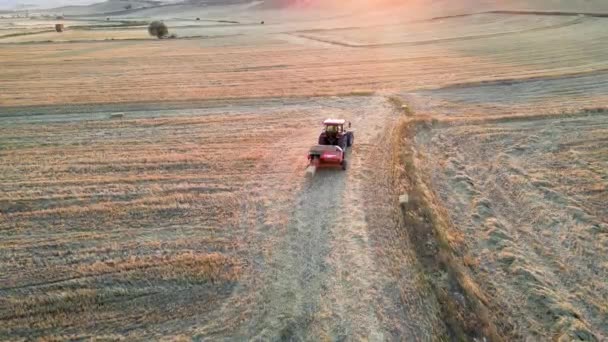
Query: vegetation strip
387 97 503 341
0 30 54 39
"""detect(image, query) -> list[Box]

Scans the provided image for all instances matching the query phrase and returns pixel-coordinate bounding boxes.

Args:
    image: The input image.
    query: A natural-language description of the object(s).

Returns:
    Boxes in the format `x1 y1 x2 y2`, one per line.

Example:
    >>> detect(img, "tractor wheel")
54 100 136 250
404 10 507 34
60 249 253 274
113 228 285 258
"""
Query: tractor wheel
341 159 348 170
338 136 347 150
318 135 328 145
347 133 354 147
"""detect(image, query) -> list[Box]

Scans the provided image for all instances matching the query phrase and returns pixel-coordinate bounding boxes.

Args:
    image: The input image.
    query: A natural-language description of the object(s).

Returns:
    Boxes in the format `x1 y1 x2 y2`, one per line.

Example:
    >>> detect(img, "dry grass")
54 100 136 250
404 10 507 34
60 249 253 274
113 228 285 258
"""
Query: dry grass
403 108 607 340
393 93 606 341
389 79 607 340
0 105 325 339
77 252 241 283
1 93 419 339
386 111 502 341
2 2 608 340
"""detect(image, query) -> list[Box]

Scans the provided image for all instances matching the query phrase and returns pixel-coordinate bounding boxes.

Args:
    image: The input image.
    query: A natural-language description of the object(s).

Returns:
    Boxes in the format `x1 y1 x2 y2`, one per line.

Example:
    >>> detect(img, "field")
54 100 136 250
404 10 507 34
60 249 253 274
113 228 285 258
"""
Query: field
1 97 447 340
415 112 607 339
0 0 607 340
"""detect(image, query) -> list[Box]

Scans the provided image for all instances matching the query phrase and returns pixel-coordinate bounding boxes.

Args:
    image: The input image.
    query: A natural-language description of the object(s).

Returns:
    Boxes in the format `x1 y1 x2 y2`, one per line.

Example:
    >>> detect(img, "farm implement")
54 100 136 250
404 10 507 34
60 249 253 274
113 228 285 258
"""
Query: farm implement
306 119 354 177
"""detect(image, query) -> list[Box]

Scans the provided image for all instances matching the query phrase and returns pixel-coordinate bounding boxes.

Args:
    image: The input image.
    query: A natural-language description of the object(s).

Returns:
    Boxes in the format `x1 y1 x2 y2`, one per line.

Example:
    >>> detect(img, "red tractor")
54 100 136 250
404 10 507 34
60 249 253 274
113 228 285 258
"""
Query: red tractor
318 119 354 151
306 119 354 176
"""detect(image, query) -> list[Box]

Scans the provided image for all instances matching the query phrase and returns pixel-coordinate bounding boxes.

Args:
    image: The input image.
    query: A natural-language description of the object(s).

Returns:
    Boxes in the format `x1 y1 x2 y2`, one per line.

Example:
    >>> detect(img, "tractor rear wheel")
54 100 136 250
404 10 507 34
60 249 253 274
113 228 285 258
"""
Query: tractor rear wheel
341 160 348 170
318 135 328 145
338 136 347 150
347 133 354 147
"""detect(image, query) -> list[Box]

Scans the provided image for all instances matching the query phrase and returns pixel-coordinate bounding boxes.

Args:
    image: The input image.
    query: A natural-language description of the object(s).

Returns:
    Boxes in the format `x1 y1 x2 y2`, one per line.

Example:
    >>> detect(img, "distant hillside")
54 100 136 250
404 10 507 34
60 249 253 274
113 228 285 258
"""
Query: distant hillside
44 0 163 15
181 0 252 4
40 0 608 17
255 0 608 11
43 0 261 16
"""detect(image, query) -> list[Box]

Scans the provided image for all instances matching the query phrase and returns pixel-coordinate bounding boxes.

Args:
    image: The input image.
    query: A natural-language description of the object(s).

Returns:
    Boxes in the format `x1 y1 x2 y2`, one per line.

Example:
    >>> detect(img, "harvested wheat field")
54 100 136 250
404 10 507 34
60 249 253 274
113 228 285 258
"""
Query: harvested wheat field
0 96 447 340
0 0 607 340
414 111 607 340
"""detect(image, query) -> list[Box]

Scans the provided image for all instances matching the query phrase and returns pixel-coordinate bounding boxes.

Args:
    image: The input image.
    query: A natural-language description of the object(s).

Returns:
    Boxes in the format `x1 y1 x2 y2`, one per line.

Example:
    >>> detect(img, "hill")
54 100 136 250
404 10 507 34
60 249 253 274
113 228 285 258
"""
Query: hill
44 0 164 16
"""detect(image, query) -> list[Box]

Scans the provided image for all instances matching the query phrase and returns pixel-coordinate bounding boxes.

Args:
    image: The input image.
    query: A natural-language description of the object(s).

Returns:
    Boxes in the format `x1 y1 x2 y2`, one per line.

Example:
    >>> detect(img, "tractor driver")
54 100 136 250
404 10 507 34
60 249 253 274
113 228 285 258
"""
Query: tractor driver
325 125 338 133
325 125 339 144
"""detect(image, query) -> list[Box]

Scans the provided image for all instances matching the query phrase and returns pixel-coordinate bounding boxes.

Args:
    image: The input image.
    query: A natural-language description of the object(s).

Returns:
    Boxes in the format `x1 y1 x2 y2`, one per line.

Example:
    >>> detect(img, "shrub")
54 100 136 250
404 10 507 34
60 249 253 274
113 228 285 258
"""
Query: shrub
148 21 168 39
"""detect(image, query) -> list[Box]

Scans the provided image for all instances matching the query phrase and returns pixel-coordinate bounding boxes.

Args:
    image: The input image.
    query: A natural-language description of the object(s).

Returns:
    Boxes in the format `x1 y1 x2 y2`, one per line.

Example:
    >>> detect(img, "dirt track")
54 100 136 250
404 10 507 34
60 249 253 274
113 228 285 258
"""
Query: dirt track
242 96 445 340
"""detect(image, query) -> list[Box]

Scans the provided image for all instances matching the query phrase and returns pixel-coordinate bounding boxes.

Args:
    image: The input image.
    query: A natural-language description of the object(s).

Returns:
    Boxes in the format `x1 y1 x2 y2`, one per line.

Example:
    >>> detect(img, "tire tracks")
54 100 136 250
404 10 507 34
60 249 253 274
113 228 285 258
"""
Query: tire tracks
289 14 585 48
251 171 343 340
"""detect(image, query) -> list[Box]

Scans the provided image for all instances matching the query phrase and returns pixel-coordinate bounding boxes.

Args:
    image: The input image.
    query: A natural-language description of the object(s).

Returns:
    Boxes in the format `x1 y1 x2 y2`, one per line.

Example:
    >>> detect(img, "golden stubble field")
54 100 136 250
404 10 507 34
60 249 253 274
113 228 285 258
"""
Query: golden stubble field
1 2 607 340
414 110 607 340
1 95 448 340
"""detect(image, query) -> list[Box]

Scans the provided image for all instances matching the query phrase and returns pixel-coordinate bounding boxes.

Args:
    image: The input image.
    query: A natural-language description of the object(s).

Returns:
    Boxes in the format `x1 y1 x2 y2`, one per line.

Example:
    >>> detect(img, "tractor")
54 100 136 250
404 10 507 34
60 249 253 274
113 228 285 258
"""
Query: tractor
318 119 354 151
306 119 354 177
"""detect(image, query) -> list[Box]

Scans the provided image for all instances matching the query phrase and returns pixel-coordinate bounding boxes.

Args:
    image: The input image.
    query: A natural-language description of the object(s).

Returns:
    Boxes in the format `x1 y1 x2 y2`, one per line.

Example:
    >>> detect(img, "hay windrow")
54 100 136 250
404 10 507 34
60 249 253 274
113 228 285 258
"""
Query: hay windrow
387 107 503 341
391 98 606 340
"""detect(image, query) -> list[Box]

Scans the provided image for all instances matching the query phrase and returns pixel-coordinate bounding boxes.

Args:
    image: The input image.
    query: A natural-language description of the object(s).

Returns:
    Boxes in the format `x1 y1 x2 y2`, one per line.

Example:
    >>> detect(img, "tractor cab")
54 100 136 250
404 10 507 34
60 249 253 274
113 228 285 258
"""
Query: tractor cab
318 118 354 150
322 119 350 135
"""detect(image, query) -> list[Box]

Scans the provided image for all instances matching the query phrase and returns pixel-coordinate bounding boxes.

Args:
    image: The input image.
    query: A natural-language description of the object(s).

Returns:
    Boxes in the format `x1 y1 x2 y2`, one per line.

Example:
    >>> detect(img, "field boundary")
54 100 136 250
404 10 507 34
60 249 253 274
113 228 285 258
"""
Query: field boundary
0 93 376 117
429 68 608 91
387 100 504 341
486 10 608 18
0 33 243 45
290 9 608 35
428 10 608 22
289 16 584 48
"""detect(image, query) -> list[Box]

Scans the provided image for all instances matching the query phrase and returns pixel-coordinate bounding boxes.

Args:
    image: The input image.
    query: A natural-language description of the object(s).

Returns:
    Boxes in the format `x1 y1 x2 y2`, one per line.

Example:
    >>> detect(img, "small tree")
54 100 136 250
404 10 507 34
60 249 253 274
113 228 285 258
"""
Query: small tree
148 21 168 39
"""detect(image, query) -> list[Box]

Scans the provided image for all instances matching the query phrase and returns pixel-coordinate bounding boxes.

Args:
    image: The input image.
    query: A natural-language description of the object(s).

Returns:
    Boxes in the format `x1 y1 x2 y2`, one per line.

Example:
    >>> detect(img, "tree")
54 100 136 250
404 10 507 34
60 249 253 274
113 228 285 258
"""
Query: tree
148 21 168 39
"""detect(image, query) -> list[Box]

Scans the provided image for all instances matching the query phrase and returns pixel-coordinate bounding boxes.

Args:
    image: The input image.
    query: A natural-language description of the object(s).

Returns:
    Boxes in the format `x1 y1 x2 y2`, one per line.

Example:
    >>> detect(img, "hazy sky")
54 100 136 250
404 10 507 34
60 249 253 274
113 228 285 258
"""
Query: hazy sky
0 0 102 10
